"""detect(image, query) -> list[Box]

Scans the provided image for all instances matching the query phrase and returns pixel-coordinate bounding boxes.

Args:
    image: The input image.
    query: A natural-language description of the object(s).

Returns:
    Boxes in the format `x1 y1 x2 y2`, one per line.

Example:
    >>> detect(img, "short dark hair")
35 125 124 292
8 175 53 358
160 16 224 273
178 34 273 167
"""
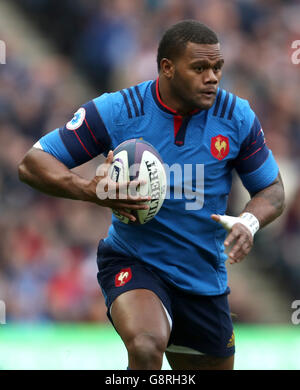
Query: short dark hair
157 20 219 71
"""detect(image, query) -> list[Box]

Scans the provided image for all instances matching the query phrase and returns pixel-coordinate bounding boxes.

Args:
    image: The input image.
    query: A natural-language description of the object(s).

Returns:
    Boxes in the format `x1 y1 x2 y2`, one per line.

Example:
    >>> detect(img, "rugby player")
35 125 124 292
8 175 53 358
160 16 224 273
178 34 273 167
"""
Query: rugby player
18 20 285 370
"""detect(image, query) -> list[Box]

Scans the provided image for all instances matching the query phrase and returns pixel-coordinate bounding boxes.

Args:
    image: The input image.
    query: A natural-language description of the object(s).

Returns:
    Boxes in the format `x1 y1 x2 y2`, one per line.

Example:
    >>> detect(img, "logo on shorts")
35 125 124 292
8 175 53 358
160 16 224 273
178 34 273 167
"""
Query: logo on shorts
227 331 235 348
115 268 132 287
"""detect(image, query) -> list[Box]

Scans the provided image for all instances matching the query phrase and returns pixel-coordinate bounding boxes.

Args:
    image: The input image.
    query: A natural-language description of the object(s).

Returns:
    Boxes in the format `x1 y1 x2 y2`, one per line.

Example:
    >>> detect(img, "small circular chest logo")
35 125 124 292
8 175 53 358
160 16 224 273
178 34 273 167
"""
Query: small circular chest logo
66 107 86 130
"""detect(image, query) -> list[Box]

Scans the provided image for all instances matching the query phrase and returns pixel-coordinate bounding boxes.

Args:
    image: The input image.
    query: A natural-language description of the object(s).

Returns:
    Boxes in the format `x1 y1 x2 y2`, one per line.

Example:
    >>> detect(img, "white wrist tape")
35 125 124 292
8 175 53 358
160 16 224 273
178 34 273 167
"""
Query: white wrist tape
239 212 260 236
217 212 260 237
33 141 43 150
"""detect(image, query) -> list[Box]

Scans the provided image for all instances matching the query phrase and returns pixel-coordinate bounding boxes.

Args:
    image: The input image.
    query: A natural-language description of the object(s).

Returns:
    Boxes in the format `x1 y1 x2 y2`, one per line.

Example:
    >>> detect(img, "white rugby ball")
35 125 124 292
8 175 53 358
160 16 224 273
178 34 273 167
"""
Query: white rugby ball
108 139 166 224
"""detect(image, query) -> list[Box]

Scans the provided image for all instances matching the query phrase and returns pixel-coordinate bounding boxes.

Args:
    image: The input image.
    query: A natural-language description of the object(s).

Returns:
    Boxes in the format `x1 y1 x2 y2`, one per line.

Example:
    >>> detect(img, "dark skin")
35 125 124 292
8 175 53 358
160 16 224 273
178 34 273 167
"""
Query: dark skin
18 42 285 370
159 42 224 114
18 149 151 222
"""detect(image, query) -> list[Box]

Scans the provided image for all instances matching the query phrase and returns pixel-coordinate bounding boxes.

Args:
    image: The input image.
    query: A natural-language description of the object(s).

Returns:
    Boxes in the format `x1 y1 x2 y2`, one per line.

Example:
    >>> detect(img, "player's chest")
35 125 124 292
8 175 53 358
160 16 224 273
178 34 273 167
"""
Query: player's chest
127 113 240 172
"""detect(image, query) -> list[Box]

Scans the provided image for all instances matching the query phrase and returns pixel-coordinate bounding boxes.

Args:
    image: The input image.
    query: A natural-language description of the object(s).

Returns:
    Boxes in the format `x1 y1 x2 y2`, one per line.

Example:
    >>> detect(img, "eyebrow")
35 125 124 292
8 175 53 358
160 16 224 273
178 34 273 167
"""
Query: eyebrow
190 58 225 68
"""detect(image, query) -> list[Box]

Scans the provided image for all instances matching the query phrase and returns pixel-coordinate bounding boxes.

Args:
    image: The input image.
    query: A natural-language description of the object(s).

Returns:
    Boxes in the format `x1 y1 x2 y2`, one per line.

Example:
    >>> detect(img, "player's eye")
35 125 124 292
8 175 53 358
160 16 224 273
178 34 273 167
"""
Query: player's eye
213 63 223 72
195 66 204 73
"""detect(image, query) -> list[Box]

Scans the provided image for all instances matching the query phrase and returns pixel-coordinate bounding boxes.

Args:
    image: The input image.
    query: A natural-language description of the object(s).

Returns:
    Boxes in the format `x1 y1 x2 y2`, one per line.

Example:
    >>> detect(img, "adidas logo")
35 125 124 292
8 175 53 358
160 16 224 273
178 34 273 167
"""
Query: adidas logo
227 332 235 348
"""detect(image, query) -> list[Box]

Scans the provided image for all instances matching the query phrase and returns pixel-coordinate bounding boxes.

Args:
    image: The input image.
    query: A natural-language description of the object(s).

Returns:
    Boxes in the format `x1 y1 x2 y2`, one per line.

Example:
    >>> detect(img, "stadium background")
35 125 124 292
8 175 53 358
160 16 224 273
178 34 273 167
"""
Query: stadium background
0 0 299 370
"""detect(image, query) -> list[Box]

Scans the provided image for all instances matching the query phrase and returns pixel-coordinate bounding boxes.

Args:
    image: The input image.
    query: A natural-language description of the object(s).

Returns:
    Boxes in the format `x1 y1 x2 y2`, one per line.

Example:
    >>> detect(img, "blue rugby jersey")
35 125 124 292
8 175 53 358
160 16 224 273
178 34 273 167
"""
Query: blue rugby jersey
38 79 279 295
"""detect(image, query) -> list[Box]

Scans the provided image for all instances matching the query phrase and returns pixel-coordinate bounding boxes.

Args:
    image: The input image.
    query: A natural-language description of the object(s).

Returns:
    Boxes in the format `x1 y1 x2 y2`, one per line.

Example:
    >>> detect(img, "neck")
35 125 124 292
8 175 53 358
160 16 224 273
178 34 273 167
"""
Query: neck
158 76 194 116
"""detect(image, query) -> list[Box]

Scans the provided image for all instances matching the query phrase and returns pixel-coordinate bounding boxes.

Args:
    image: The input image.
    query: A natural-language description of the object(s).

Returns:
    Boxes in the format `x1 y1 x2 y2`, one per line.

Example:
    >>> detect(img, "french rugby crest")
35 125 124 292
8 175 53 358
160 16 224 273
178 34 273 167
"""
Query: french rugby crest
115 268 132 287
211 134 229 160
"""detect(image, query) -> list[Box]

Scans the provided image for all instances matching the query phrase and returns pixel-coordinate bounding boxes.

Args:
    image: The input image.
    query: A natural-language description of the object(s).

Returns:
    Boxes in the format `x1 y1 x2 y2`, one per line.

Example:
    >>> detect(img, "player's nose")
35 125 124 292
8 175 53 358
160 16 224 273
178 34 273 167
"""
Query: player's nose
202 68 218 84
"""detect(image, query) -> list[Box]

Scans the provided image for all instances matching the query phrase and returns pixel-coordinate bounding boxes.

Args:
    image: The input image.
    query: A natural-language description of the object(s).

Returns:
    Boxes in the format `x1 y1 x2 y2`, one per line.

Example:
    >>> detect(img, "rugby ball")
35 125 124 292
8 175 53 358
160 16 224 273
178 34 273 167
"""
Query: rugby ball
108 139 167 224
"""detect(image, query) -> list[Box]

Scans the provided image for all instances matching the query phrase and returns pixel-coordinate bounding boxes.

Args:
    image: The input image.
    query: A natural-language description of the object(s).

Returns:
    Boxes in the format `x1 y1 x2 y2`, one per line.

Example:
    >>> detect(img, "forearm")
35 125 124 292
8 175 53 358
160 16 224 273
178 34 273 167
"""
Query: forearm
242 173 285 229
18 148 91 202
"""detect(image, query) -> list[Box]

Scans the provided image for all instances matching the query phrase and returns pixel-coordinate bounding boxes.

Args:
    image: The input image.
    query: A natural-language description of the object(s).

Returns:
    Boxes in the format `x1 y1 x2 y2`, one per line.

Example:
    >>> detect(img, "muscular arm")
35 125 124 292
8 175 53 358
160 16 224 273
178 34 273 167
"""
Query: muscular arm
242 172 285 228
18 148 92 201
212 172 285 264
18 148 150 221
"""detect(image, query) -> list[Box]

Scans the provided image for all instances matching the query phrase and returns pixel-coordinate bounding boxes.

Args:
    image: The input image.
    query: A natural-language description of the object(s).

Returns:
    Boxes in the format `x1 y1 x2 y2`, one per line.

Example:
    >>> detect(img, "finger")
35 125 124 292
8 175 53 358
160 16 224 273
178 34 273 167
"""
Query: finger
95 151 113 178
212 214 238 231
224 229 240 248
97 184 151 202
234 241 253 262
123 197 151 203
114 180 149 201
228 247 244 264
228 235 251 263
113 208 136 222
229 250 246 264
227 224 253 263
211 214 220 223
228 235 246 261
106 150 114 164
115 189 151 202
112 202 150 210
116 179 147 191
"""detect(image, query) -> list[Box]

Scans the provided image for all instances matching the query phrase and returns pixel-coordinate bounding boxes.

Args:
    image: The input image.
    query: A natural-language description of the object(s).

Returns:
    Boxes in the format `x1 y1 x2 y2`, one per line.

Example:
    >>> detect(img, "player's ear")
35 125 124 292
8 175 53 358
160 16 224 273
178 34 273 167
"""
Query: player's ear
160 58 175 79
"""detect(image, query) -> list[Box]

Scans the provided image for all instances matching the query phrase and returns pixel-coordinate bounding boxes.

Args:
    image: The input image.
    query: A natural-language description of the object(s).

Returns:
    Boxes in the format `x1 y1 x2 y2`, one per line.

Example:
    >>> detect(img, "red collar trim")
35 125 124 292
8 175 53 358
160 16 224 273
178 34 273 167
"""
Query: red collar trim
155 78 178 114
155 78 201 116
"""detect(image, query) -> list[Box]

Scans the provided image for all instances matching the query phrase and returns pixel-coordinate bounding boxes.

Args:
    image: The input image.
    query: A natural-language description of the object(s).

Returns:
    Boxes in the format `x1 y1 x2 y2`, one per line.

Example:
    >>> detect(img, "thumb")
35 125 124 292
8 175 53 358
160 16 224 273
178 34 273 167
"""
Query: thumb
211 214 221 222
105 150 114 164
96 150 114 177
212 214 240 232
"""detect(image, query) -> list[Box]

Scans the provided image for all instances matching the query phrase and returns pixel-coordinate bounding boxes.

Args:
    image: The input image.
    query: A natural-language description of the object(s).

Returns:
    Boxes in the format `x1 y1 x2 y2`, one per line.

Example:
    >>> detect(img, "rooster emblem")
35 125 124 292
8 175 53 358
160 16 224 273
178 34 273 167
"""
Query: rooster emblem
215 136 227 159
118 272 129 285
115 268 132 287
211 135 229 160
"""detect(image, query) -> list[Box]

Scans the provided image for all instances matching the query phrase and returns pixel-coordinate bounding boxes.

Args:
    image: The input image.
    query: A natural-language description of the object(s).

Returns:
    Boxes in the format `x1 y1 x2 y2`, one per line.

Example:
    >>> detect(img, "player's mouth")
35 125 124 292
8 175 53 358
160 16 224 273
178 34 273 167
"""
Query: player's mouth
199 89 217 99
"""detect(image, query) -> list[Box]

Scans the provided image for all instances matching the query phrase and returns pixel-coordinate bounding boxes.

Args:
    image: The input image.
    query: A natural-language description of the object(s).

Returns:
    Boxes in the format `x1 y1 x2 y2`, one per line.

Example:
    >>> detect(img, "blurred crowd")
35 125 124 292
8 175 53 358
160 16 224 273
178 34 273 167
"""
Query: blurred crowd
0 0 300 323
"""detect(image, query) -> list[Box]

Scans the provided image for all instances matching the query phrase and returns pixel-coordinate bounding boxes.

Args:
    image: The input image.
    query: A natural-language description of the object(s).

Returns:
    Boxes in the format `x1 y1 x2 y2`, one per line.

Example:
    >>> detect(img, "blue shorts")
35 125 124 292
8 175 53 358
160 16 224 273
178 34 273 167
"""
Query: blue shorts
96 239 235 358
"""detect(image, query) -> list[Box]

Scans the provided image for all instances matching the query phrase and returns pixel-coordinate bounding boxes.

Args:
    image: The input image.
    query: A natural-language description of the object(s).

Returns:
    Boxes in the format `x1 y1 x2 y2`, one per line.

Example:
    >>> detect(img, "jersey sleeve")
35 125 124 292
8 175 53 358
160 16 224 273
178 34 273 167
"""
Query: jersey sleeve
37 98 112 168
233 104 279 195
